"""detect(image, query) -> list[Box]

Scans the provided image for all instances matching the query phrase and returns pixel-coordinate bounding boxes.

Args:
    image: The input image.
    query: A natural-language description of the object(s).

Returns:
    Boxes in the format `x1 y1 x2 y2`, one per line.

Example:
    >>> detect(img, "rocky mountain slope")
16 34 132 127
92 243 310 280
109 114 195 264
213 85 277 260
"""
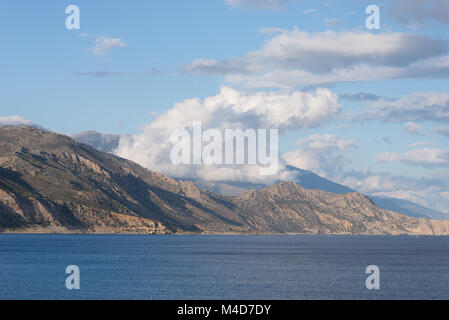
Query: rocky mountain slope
232 183 449 235
72 130 449 220
193 177 449 221
1 126 449 235
0 126 246 234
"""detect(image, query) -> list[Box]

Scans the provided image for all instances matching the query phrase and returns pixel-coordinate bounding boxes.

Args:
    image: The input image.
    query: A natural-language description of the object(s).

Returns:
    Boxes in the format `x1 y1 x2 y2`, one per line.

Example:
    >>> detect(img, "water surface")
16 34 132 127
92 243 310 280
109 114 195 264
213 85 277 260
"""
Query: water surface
1 234 448 299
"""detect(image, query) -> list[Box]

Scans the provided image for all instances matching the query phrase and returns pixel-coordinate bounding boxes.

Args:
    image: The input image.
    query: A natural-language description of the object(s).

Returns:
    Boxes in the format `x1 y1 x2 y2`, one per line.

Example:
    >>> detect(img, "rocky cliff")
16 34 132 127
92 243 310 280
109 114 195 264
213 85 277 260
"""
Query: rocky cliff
1 126 448 235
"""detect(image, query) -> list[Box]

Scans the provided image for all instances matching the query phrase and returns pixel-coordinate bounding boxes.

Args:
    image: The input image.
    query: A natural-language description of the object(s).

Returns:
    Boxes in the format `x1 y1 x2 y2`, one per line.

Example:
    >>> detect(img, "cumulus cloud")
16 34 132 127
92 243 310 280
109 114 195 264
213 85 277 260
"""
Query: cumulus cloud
226 0 292 10
390 0 449 26
184 28 449 87
115 87 340 183
146 87 339 133
376 148 449 168
282 133 356 179
358 92 449 123
87 35 127 56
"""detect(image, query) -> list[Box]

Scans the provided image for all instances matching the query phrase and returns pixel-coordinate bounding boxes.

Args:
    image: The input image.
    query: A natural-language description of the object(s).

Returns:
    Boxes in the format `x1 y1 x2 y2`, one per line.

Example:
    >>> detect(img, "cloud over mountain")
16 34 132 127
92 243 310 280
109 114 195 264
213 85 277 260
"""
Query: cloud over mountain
283 134 356 180
114 87 340 183
340 169 449 214
281 132 449 213
0 116 34 127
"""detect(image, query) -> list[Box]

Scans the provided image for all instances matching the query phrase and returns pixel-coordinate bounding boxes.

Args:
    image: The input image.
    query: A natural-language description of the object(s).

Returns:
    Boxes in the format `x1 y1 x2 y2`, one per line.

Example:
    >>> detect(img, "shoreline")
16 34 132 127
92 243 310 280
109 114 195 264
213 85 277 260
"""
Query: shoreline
1 229 447 237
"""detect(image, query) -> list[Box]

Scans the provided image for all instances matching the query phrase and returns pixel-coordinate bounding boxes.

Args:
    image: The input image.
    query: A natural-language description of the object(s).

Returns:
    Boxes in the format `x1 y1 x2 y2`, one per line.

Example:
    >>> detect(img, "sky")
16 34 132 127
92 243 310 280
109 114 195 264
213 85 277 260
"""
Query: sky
0 0 449 212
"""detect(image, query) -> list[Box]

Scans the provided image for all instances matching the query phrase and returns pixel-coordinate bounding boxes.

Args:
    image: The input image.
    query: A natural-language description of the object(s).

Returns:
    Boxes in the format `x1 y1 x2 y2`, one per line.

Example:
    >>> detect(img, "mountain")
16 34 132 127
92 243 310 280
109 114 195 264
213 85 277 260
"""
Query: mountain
0 126 247 234
72 131 122 153
72 130 449 221
290 170 449 220
71 130 449 221
191 166 355 196
231 183 449 235
288 165 355 193
3 126 449 235
370 196 449 220
191 174 449 221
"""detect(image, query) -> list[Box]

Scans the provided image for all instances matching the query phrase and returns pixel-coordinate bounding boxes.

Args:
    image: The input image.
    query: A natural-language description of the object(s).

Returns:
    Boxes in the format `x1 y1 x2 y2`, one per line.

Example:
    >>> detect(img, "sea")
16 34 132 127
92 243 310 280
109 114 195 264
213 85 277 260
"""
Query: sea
1 234 449 300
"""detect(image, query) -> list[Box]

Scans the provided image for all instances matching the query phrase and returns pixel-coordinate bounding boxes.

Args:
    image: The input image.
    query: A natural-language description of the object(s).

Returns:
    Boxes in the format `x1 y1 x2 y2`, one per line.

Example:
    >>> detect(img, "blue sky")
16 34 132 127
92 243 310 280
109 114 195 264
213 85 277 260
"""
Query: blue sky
1 0 449 211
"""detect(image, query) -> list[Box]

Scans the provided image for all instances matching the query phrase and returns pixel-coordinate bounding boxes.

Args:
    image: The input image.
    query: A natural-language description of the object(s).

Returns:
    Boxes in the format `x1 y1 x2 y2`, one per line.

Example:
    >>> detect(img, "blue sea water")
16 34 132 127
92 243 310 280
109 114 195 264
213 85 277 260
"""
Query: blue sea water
1 234 449 300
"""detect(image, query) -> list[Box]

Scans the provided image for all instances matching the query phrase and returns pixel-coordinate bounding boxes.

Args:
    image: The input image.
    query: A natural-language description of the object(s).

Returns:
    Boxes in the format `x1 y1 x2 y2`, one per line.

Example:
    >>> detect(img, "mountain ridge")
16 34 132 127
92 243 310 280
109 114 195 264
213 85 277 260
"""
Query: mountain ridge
1 126 449 235
71 130 449 220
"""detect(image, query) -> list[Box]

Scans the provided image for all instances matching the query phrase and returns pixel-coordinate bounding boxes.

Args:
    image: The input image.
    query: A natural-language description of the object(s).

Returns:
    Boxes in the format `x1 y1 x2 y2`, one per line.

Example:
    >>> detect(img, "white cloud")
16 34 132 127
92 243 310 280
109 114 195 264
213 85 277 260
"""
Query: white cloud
226 0 291 10
0 116 34 127
359 92 449 123
184 28 449 87
340 169 449 213
404 122 423 135
149 87 340 133
87 35 127 56
115 87 340 183
191 29 445 73
376 148 449 168
283 133 356 179
250 29 445 71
